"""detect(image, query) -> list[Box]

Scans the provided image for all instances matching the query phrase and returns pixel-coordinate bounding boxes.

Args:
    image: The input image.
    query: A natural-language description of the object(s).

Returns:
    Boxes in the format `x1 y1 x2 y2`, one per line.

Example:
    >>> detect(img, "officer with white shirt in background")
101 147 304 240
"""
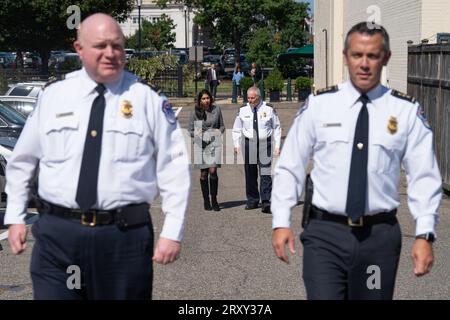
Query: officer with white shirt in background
4 13 190 300
271 22 442 300
233 86 281 214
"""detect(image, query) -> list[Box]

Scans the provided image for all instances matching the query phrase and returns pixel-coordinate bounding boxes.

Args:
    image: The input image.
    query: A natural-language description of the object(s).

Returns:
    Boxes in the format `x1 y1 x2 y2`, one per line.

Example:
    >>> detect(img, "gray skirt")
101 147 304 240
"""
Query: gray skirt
193 139 222 169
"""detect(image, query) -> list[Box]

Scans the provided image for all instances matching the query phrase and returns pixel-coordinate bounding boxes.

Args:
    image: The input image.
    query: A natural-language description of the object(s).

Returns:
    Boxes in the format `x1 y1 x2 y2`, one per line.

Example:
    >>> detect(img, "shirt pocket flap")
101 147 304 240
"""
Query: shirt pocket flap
317 127 350 143
372 135 403 151
105 118 144 136
44 114 79 134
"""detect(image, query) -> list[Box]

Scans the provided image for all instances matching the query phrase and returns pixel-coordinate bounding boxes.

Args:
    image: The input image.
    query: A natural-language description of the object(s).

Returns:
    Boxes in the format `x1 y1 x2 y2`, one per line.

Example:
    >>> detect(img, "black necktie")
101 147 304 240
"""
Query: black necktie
75 84 106 212
345 94 370 223
253 106 259 140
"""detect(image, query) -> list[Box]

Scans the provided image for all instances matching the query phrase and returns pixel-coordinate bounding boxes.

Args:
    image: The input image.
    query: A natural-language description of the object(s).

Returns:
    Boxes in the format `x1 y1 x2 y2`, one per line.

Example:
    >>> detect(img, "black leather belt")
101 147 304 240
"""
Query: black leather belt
310 206 397 227
36 199 150 227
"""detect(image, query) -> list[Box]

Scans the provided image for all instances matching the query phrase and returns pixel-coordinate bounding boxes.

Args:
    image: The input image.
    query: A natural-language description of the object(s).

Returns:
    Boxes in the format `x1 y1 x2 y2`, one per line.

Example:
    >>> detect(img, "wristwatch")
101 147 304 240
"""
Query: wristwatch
415 232 435 243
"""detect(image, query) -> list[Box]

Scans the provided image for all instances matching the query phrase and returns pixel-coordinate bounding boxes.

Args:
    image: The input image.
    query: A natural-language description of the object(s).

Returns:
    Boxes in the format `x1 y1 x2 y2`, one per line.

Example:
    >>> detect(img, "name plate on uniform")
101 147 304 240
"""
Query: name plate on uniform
322 123 342 128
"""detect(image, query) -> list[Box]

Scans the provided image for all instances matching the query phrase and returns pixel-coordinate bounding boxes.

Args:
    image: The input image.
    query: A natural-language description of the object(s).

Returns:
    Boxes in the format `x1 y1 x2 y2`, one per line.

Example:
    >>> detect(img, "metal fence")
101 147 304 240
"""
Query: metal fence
407 43 450 191
1 65 185 97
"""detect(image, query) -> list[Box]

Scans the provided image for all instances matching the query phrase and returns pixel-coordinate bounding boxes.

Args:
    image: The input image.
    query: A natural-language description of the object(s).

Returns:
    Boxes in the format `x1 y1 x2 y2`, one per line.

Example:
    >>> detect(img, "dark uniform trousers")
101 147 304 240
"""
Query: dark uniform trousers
300 217 402 300
30 210 154 300
243 137 272 205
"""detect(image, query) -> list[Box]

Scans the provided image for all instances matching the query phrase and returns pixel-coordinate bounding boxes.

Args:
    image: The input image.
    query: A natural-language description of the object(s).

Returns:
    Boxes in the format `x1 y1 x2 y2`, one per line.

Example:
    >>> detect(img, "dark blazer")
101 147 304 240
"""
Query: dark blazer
206 68 219 83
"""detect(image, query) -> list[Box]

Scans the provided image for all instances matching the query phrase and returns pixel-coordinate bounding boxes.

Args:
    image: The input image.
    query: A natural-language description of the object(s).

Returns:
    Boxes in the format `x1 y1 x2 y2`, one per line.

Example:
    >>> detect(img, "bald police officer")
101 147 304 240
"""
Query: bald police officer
271 22 442 299
233 86 281 213
5 13 190 300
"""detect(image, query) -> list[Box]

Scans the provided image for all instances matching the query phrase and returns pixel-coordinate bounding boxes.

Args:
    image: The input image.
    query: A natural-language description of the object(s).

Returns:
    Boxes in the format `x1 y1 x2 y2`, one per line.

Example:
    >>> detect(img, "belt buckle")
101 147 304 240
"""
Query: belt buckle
348 217 363 227
81 211 97 227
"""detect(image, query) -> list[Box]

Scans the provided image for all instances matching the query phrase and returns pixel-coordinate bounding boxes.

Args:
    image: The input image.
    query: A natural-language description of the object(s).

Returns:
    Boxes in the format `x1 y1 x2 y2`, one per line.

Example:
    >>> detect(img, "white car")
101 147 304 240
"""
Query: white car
0 96 37 116
4 81 46 98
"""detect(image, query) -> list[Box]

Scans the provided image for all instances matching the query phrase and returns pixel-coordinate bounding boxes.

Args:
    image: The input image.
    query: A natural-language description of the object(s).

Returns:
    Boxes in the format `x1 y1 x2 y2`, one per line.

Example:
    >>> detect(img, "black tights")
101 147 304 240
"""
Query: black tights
200 168 217 181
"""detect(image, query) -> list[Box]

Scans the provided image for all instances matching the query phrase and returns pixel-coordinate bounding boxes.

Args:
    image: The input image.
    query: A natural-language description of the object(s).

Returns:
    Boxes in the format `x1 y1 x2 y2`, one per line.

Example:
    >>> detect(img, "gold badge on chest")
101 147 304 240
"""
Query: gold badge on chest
120 100 133 118
387 116 398 134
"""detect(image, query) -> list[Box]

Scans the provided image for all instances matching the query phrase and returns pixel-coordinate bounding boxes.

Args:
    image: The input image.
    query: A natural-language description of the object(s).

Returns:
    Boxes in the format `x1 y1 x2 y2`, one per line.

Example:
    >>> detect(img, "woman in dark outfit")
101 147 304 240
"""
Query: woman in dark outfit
189 89 225 211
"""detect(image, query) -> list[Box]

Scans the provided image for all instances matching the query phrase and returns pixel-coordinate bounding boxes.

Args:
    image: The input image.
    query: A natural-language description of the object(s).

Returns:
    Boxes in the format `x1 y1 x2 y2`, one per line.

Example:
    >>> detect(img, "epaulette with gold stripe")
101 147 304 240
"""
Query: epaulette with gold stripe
314 85 339 96
391 89 416 104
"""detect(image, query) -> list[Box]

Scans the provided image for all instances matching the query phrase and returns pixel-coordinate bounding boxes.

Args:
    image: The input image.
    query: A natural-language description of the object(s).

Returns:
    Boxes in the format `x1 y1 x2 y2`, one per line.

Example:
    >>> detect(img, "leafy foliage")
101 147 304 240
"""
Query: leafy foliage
156 0 310 66
125 14 176 51
295 76 313 91
0 0 135 71
239 76 254 92
265 68 284 91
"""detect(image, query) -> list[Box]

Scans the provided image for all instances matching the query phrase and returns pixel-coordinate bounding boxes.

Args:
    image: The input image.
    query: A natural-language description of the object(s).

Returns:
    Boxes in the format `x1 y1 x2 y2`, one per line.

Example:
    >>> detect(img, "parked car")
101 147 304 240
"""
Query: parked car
0 100 26 139
0 96 38 116
0 52 16 69
125 48 136 61
23 52 42 69
4 81 46 98
201 54 222 76
48 53 81 71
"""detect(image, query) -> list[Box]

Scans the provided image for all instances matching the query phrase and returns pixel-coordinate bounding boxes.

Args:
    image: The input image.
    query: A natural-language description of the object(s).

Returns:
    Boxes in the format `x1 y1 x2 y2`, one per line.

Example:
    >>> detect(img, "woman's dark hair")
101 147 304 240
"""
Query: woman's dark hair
195 89 213 120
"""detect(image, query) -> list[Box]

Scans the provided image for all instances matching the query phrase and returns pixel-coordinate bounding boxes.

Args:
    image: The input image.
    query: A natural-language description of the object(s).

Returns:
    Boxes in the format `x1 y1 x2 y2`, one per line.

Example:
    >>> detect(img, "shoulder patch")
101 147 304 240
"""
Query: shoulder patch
266 103 274 108
43 77 61 90
417 105 432 130
162 98 176 125
391 90 416 104
314 85 339 96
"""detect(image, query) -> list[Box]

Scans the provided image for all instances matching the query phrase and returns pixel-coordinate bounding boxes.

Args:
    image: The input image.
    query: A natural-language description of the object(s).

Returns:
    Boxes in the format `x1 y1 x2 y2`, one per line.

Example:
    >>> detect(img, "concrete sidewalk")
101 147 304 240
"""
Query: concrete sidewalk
0 104 449 300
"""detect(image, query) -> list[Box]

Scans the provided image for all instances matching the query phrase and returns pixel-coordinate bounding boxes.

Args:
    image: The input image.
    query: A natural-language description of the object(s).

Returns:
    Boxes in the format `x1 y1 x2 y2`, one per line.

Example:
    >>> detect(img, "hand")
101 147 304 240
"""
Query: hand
8 224 27 255
152 237 181 265
272 228 296 263
234 147 240 154
274 147 280 156
412 239 434 277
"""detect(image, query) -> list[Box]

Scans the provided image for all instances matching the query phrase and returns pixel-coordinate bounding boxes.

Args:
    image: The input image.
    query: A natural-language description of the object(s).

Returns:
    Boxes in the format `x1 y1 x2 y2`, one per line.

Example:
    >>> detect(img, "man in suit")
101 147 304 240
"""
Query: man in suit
206 64 219 99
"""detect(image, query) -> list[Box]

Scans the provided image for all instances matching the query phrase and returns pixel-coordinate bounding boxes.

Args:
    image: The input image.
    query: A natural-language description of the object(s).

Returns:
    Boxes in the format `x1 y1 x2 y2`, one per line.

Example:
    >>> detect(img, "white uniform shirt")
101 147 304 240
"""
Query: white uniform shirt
272 81 442 236
5 68 191 241
232 101 282 148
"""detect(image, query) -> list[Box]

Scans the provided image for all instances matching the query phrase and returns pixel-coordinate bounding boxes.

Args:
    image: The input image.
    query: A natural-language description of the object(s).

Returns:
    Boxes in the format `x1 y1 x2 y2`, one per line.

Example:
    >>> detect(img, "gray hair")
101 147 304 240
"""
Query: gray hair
247 86 261 97
344 22 390 54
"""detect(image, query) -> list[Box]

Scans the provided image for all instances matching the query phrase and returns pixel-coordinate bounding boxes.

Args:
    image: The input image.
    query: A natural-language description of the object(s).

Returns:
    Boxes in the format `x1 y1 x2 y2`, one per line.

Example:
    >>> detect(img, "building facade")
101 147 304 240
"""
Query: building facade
314 0 450 91
119 0 195 49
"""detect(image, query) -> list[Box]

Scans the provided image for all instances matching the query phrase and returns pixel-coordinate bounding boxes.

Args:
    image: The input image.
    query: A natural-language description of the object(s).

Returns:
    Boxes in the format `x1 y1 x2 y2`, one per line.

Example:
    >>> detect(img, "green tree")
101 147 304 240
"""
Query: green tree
156 0 309 66
245 27 284 68
0 0 135 73
126 14 176 51
157 0 259 63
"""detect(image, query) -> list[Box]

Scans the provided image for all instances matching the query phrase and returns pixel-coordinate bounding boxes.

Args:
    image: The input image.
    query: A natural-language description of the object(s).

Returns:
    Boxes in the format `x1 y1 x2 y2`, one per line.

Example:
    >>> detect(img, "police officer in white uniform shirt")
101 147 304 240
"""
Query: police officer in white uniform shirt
5 13 191 300
233 86 281 213
271 22 442 300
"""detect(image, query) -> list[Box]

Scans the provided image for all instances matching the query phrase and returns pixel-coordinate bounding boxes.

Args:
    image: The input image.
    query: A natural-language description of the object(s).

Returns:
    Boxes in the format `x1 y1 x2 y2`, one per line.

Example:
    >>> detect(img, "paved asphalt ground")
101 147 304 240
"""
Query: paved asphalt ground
0 97 449 300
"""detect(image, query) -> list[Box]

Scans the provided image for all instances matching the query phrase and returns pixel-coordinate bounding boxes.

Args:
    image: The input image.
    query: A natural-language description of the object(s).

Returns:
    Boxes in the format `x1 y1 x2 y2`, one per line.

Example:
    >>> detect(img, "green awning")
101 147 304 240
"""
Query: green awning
280 44 314 59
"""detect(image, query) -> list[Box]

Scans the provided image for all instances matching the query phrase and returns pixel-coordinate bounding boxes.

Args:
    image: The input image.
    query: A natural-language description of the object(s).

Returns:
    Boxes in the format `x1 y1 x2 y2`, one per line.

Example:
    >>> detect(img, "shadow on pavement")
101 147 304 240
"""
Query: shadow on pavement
219 200 247 209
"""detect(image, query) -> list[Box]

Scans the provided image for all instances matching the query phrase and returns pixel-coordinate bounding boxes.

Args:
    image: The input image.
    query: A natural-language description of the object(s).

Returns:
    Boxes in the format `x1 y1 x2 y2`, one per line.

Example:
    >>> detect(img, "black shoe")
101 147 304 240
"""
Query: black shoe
245 203 259 210
261 202 271 214
204 201 212 211
211 196 220 211
200 179 212 211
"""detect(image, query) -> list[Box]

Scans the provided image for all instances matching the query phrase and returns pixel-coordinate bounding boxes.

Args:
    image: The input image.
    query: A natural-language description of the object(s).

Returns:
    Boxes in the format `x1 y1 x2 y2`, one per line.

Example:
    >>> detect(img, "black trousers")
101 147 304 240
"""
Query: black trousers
300 217 401 300
30 212 154 300
209 80 218 99
244 137 272 205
